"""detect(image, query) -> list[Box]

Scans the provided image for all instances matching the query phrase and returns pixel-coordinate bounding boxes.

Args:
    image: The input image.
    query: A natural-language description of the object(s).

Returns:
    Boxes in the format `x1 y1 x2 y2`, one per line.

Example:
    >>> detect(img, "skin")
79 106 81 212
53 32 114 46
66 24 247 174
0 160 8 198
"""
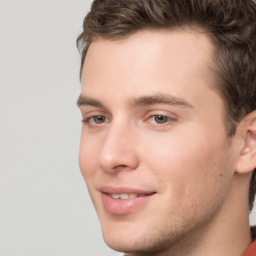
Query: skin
78 30 254 256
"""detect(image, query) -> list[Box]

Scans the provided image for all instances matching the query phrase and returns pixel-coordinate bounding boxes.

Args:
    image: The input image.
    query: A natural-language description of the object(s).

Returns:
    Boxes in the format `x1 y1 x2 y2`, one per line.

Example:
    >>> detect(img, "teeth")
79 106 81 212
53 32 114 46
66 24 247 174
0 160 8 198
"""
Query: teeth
112 194 120 199
120 194 129 199
109 193 142 199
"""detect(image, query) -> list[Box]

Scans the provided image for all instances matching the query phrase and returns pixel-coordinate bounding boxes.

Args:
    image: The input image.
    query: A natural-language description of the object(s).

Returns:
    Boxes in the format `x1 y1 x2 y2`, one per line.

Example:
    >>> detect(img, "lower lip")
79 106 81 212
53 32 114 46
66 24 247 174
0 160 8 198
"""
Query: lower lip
102 193 155 215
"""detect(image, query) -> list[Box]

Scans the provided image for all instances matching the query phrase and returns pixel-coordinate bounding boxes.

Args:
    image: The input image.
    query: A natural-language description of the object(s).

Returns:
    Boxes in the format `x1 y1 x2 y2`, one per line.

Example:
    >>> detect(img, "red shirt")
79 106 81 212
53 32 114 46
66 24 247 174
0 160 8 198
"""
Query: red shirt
242 228 256 256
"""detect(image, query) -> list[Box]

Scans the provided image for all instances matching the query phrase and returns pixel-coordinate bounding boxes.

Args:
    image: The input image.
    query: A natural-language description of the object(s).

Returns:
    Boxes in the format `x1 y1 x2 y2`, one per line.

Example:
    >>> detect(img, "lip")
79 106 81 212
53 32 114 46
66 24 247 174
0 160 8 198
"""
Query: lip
99 186 155 195
99 186 156 215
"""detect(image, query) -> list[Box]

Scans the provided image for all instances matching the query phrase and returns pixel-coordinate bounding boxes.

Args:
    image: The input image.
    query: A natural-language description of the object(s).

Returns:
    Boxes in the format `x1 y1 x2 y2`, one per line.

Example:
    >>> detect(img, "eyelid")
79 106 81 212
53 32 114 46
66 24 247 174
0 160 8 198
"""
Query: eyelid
146 109 177 119
80 108 109 118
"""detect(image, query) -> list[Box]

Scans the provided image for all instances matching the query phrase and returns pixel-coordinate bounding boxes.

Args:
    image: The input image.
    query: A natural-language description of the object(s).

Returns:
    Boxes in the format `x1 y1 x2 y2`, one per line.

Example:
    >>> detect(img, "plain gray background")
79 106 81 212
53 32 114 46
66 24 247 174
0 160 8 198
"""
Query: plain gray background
0 0 117 255
0 0 255 256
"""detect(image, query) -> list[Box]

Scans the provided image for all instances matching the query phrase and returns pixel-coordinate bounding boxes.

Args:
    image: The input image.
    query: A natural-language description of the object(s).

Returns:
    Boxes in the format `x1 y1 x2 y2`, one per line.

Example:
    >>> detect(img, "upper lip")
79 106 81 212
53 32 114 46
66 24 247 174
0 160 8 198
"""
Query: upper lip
99 186 156 195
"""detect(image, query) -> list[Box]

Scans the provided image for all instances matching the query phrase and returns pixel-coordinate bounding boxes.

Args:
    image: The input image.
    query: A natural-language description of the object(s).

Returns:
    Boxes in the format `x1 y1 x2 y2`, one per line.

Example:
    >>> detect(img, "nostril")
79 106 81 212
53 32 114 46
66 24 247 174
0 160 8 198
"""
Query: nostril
112 164 130 172
114 164 127 169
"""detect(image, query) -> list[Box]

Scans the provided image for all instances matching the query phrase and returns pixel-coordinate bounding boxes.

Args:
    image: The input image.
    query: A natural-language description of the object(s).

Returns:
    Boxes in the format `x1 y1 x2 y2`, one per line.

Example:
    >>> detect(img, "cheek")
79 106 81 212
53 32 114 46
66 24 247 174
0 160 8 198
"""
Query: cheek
79 131 99 179
141 128 230 196
140 131 233 229
79 132 102 209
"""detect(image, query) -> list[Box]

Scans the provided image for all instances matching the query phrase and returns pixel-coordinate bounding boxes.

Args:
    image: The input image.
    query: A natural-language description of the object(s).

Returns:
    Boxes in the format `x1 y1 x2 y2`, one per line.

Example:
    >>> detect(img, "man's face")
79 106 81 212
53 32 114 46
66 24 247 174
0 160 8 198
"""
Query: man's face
78 30 238 254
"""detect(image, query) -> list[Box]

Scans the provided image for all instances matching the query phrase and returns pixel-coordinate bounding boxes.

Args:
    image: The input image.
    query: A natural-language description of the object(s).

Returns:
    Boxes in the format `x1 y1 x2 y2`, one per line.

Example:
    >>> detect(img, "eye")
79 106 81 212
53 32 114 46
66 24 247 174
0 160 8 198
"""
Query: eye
82 115 110 125
148 115 174 124
92 115 107 124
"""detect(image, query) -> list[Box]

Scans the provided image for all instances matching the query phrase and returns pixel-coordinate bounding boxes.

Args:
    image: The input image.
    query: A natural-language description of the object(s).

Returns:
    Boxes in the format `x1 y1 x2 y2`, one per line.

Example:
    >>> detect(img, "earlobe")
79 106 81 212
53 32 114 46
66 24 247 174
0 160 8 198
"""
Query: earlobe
236 111 256 174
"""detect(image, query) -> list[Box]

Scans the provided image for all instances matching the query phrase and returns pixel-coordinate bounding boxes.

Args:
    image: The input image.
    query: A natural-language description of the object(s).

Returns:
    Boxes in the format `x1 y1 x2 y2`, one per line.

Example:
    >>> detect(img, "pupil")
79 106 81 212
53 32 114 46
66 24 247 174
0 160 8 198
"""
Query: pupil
155 115 167 124
94 116 105 124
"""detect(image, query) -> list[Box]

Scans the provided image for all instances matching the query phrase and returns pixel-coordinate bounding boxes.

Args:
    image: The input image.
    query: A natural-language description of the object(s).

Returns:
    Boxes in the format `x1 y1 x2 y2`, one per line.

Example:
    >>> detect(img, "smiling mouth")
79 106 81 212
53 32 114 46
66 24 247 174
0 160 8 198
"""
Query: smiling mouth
101 191 156 215
108 193 155 200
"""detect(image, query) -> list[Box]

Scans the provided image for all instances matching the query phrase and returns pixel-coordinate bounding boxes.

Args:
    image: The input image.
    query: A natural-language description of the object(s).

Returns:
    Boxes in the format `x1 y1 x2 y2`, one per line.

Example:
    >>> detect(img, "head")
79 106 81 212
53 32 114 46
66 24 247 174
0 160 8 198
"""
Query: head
77 0 256 254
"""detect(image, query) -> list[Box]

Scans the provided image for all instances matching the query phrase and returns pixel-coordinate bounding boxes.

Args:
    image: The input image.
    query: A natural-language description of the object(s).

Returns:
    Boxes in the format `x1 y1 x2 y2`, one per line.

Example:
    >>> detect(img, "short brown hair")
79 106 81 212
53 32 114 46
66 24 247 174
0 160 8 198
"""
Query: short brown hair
77 0 256 211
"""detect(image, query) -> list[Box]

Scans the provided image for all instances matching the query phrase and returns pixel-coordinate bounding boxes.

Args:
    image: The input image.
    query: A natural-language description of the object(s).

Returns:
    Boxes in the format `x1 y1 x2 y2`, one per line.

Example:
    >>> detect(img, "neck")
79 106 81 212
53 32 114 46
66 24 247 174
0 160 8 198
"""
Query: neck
127 211 251 256
126 175 252 256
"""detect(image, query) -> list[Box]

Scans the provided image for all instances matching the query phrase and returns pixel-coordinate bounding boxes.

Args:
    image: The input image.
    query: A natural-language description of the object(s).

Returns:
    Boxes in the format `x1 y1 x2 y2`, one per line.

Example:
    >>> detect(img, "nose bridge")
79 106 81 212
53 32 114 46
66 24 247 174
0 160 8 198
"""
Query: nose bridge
98 119 138 172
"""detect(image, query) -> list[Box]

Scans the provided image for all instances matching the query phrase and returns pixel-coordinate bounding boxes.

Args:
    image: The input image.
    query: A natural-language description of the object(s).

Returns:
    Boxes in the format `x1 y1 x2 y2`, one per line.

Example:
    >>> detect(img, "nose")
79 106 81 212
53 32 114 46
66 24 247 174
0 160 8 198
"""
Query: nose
98 122 139 173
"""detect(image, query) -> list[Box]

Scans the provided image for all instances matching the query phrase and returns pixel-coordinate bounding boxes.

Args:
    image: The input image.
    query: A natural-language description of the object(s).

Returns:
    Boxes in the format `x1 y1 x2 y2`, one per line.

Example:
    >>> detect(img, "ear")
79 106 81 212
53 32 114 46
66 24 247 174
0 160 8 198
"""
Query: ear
236 110 256 174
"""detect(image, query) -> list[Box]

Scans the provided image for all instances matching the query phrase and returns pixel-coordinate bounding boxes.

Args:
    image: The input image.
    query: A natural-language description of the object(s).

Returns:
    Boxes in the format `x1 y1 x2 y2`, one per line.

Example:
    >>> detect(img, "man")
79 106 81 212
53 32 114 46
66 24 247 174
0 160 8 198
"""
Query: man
76 0 256 255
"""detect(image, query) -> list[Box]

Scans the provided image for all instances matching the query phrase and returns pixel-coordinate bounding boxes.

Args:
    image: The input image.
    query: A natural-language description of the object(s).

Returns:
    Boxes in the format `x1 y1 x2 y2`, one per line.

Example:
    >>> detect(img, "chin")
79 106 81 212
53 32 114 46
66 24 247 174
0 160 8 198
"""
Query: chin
100 218 150 252
99 217 179 254
102 231 179 255
104 238 134 254
103 235 151 254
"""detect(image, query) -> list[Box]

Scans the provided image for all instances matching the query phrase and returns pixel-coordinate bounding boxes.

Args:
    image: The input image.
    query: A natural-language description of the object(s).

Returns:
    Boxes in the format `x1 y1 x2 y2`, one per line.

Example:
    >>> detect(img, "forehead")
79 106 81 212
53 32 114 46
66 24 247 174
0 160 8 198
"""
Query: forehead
81 29 218 105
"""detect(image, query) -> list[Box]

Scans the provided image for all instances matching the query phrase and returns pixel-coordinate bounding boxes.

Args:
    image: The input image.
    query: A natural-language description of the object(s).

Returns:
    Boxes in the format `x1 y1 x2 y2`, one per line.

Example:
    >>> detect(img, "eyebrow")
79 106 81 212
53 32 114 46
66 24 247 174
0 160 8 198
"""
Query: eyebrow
129 94 193 108
77 94 193 109
77 95 104 108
